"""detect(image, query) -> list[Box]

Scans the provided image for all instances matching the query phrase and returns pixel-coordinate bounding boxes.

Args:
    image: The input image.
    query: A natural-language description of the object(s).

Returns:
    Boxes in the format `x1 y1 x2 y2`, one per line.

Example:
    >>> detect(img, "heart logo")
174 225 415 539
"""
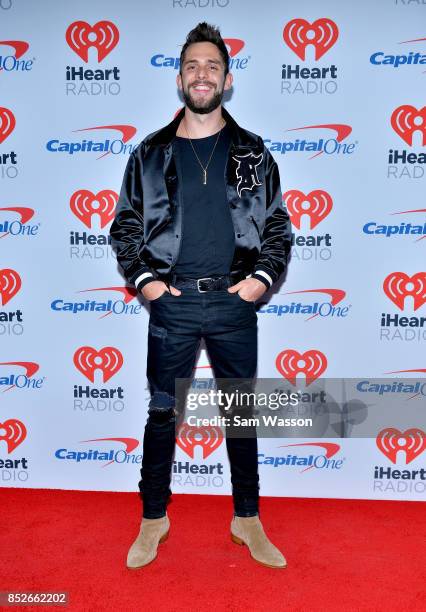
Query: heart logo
391 105 426 146
0 269 22 306
276 349 327 386
376 427 426 464
70 189 118 229
176 423 223 459
0 419 27 453
283 18 339 61
383 272 426 311
0 107 16 144
73 346 123 383
283 189 333 230
66 21 119 63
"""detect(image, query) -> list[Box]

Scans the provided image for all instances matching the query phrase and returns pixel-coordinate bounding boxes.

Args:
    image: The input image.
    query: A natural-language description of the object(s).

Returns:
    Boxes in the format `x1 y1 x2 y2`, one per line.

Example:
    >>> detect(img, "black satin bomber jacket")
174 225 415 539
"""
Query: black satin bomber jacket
109 106 292 291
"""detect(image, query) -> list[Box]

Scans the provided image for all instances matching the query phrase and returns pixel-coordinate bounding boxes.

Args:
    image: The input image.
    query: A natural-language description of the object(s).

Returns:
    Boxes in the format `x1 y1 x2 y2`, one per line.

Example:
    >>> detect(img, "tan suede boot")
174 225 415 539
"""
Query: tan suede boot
231 515 286 569
126 514 170 569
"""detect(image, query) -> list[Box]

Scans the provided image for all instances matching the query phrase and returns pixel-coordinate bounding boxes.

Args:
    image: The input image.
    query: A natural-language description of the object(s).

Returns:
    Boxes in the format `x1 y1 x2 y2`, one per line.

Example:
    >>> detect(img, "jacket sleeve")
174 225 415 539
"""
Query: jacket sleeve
252 146 292 289
109 146 156 291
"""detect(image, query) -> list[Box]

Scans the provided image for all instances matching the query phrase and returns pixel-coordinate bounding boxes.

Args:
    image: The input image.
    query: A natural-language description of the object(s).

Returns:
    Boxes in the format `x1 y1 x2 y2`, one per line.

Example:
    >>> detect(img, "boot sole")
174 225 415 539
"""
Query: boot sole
231 532 287 569
127 529 170 570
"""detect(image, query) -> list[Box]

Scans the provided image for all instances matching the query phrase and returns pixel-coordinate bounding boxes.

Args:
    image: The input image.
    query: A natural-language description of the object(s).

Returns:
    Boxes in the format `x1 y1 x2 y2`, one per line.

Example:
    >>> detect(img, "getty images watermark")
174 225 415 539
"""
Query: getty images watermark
174 377 426 438
185 387 313 429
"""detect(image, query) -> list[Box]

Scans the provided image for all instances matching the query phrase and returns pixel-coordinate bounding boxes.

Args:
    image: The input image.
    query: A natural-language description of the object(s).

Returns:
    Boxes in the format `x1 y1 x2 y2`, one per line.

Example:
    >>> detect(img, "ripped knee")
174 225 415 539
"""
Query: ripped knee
148 391 176 424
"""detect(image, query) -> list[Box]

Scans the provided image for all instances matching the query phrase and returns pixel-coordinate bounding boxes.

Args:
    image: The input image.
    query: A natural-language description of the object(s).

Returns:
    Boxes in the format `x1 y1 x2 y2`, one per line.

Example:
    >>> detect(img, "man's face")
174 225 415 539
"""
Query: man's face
177 41 233 114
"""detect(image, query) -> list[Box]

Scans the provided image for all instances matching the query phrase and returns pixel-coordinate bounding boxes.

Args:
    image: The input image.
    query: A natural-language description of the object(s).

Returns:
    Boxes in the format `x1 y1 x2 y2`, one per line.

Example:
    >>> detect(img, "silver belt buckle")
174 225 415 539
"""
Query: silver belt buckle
197 277 213 293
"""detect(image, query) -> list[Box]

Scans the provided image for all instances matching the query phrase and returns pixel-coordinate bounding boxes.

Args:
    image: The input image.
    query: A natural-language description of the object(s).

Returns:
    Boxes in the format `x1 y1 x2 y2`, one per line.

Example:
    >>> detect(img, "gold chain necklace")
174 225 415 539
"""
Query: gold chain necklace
183 118 225 185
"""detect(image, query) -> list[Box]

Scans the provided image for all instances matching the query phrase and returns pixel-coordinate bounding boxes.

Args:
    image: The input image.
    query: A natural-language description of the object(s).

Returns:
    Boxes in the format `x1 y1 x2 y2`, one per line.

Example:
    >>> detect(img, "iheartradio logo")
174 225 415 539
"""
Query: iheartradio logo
0 418 27 452
70 189 118 229
383 272 426 311
283 189 332 229
275 349 327 386
283 18 339 61
0 268 21 305
66 21 119 63
376 427 426 464
390 105 426 146
176 423 223 459
73 346 123 383
0 107 15 144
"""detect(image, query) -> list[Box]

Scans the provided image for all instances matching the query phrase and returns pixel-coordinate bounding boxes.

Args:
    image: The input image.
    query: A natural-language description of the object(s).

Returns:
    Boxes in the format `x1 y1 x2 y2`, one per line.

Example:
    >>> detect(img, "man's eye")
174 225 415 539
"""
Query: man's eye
210 66 218 70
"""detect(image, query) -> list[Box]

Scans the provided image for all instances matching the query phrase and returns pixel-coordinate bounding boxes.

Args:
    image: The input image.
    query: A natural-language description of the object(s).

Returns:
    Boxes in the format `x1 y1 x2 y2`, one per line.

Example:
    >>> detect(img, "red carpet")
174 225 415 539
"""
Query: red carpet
1 489 425 611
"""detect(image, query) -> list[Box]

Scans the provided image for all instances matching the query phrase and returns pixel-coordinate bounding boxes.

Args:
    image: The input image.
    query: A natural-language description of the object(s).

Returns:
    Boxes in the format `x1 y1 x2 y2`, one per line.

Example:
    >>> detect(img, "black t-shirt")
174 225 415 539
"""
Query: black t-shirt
172 123 235 277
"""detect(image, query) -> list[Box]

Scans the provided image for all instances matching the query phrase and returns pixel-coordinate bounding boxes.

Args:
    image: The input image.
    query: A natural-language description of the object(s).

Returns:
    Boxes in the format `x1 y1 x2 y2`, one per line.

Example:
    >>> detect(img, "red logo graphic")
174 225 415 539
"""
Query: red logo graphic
279 442 340 473
223 38 245 57
0 362 39 378
0 419 27 453
275 349 327 386
390 105 426 146
176 423 223 459
66 21 119 63
70 189 118 228
383 272 426 311
77 286 138 319
376 427 426 464
286 124 352 160
283 189 332 229
0 207 35 239
391 208 426 242
0 40 29 71
0 107 16 144
73 346 123 383
385 368 426 374
0 268 21 305
81 437 139 467
283 18 339 60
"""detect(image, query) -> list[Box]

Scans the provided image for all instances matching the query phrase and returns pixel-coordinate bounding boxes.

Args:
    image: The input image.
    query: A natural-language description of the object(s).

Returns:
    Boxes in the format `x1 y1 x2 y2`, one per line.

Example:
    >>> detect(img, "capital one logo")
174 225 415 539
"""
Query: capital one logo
376 427 426 464
283 189 332 229
224 38 245 57
383 272 426 311
276 349 327 386
73 346 123 382
0 268 21 305
0 418 27 452
70 189 118 228
0 107 15 143
0 207 35 239
283 18 339 60
284 123 352 160
0 40 29 70
176 423 223 459
66 21 119 62
390 105 426 146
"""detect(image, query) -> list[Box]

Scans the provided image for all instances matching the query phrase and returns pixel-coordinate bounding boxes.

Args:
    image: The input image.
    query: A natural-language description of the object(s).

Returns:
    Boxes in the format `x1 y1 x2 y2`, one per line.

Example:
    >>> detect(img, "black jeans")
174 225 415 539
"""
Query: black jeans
139 287 259 519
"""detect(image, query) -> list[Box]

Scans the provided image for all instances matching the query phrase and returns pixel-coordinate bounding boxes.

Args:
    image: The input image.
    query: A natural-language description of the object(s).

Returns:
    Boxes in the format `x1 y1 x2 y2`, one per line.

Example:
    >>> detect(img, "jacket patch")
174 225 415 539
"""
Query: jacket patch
232 152 263 197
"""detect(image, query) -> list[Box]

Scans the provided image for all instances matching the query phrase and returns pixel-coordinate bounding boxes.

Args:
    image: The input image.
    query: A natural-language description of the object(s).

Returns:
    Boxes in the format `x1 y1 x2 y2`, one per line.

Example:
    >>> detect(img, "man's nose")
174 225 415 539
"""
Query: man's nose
195 64 208 79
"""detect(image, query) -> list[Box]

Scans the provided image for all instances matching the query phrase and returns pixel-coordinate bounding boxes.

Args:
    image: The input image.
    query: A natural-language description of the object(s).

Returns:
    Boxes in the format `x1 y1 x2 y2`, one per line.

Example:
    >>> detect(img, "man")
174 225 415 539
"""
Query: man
110 22 292 570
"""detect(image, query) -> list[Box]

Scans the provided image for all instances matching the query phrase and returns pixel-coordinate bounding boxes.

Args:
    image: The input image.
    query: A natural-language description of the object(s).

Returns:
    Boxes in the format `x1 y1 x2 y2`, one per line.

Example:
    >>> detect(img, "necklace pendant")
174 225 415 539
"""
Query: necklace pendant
203 169 207 185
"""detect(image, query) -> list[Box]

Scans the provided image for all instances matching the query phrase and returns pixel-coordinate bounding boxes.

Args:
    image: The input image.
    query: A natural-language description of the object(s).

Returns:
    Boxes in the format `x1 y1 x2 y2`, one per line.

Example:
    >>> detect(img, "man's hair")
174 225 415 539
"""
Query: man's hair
180 22 230 76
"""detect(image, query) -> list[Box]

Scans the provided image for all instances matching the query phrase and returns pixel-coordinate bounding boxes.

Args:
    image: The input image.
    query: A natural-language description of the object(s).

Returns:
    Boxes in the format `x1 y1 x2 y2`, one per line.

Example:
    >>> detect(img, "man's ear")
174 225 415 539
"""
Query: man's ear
224 71 233 91
176 73 182 91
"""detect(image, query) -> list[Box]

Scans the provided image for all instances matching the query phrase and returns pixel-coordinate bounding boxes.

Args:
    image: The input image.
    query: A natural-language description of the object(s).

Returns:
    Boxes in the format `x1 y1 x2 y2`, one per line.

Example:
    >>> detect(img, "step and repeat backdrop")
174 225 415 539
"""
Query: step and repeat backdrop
1 0 425 501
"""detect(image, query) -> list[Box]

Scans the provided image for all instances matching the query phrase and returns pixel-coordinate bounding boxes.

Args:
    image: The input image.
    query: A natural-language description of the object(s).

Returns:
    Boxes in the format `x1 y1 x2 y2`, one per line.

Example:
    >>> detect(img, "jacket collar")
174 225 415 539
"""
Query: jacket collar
146 106 260 149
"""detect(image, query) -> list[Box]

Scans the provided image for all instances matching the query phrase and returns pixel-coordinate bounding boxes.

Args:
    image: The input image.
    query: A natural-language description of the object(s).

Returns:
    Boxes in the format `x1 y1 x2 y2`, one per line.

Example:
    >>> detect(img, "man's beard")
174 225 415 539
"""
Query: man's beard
182 82 224 114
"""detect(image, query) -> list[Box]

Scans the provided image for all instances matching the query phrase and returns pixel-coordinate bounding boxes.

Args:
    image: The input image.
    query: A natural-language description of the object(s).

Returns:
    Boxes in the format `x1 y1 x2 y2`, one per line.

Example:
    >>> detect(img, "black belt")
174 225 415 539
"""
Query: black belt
168 273 245 293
